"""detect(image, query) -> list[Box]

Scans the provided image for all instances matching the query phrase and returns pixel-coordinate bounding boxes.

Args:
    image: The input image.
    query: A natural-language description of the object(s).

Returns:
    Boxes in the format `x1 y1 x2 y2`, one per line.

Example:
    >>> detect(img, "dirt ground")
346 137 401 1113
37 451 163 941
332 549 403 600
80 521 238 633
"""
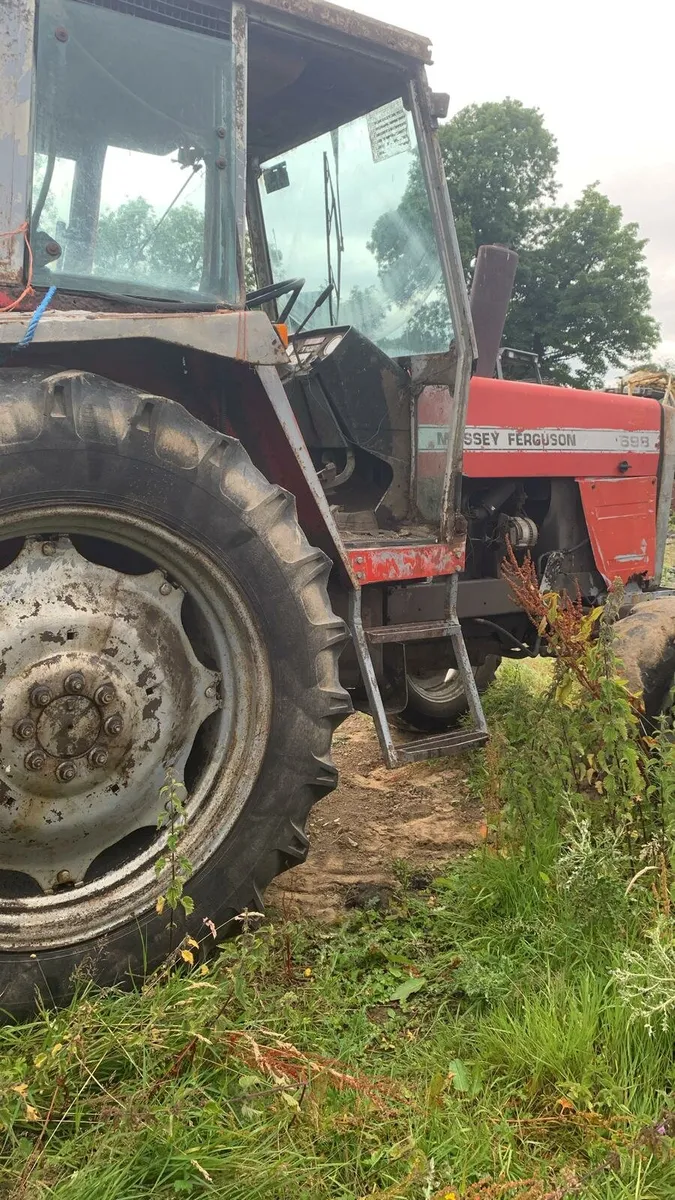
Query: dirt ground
265 712 483 922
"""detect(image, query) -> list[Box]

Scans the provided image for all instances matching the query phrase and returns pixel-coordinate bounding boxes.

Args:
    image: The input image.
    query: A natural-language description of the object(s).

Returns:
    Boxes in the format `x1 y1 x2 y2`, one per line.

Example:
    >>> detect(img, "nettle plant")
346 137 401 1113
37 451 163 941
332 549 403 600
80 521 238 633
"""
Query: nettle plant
502 548 675 1032
155 770 194 919
501 547 674 862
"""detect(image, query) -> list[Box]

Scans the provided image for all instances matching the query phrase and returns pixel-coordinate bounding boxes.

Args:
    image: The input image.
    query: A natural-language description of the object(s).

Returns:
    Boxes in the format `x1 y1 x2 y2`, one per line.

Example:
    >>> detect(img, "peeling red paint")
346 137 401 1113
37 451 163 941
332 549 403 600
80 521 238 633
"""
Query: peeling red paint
347 541 465 585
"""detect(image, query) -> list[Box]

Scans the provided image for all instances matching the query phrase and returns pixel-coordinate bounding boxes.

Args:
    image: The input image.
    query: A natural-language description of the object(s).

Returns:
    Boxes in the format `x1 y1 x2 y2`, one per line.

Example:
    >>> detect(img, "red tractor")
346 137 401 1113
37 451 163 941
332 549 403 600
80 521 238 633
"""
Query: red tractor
0 0 673 1011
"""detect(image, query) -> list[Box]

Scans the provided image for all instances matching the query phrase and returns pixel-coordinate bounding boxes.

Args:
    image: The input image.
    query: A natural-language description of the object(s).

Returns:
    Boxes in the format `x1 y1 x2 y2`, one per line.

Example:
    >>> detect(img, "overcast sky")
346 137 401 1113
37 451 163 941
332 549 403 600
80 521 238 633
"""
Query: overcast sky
350 0 675 368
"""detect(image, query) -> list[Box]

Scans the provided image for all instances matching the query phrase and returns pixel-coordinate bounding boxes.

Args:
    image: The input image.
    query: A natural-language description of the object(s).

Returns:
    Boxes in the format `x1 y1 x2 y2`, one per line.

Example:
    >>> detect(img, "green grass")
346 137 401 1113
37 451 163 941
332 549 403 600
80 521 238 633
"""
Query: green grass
0 665 672 1199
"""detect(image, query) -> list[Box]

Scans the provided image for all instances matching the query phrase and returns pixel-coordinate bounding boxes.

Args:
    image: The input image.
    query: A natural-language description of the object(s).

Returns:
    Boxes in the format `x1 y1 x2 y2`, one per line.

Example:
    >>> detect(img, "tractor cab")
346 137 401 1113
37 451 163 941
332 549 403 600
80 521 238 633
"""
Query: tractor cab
30 0 453 355
27 0 466 532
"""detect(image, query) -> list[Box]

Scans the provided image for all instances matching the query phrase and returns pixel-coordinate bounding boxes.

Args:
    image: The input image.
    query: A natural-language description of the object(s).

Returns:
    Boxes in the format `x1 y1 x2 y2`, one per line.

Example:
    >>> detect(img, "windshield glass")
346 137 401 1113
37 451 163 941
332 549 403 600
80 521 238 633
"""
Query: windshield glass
259 99 453 356
31 0 237 303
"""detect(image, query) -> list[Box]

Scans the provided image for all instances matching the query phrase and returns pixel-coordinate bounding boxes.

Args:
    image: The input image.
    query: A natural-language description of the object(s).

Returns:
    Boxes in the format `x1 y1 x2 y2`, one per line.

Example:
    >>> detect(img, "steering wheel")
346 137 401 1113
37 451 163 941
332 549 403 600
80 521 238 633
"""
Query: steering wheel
246 277 305 324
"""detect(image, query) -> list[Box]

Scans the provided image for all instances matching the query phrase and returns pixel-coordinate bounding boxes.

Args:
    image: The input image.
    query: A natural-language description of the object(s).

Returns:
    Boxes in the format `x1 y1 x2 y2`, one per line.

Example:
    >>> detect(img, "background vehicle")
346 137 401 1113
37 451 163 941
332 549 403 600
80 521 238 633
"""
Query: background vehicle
0 0 673 1011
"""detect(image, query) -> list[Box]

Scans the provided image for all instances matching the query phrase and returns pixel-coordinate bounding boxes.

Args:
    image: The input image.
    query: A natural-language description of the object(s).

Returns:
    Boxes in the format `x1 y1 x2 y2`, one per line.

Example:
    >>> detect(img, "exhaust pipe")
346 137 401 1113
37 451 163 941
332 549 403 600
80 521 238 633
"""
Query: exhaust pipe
469 245 519 378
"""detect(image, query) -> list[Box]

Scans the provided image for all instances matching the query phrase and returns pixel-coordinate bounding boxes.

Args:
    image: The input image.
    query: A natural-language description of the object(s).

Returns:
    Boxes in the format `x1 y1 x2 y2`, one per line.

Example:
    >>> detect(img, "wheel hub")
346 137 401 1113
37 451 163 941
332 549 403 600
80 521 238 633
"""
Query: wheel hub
37 695 102 760
0 537 221 892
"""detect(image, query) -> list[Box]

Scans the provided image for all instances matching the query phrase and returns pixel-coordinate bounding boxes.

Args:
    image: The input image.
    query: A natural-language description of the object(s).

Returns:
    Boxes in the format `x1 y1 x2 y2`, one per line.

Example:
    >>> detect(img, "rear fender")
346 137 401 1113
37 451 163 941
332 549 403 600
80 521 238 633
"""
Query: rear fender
5 323 356 584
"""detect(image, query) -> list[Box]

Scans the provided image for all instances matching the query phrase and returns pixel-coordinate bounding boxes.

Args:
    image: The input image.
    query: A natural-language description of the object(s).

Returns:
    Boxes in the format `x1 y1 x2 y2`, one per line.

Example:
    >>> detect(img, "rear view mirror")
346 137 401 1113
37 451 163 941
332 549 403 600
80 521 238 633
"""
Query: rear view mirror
263 162 290 193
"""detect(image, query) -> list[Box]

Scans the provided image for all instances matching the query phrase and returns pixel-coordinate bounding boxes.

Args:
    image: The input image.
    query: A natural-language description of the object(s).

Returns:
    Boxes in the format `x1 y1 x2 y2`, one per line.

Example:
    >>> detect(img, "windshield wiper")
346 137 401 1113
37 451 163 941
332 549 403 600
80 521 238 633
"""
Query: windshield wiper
137 160 203 257
294 282 335 334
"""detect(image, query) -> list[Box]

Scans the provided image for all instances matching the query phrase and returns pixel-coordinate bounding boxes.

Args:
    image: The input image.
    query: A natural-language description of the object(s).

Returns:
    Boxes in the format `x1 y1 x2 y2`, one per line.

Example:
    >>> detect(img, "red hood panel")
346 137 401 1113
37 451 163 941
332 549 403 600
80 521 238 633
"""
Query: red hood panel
460 377 661 478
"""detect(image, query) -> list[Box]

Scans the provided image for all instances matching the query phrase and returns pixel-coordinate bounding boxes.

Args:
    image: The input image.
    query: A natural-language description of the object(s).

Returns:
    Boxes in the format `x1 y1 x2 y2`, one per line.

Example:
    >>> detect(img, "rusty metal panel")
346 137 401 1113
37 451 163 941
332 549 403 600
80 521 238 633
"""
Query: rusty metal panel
0 0 35 284
232 1 248 305
0 308 288 363
348 540 465 585
246 0 432 63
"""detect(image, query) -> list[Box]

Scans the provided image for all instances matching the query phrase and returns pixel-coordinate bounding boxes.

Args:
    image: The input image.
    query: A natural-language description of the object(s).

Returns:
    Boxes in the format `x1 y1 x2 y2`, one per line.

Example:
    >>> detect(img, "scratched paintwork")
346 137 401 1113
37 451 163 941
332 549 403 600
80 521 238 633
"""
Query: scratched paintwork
347 540 465 586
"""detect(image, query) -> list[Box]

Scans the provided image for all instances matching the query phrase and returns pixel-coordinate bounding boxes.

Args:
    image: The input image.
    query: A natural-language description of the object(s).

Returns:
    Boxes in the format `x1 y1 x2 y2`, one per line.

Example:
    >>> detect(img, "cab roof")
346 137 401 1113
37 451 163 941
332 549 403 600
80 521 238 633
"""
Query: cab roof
248 0 432 65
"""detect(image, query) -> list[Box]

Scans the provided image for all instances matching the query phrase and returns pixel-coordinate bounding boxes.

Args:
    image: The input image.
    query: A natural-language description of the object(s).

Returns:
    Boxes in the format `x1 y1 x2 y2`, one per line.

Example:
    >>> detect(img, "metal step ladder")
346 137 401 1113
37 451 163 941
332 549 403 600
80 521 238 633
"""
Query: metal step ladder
349 572 488 768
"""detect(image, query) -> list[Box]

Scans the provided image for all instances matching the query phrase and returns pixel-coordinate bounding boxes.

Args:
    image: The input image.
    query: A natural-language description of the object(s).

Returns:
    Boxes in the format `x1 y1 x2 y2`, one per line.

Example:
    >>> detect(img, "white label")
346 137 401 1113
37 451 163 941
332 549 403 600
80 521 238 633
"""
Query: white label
418 425 660 454
367 99 412 163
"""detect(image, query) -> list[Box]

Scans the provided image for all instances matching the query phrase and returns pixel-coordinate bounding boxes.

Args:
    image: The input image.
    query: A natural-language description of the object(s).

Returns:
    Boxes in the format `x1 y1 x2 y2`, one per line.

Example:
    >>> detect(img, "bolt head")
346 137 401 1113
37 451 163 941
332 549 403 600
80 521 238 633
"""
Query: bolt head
25 750 45 771
215 157 226 170
216 126 226 138
14 717 36 741
64 671 85 694
103 714 123 737
205 685 216 699
94 683 115 707
41 541 56 556
56 870 72 885
54 26 69 42
30 684 52 708
56 761 76 782
88 746 108 768
159 581 172 596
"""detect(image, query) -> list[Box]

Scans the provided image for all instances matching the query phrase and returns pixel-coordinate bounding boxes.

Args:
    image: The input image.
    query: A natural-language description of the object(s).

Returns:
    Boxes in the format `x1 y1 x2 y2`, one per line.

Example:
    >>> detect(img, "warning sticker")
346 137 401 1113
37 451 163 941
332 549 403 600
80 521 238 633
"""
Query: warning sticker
367 99 412 163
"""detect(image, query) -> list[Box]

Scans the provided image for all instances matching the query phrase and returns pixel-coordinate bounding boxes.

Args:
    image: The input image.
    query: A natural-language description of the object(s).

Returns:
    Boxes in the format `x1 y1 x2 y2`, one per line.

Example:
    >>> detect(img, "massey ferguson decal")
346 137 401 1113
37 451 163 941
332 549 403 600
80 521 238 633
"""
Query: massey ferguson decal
415 376 662 582
415 377 662 482
418 425 660 454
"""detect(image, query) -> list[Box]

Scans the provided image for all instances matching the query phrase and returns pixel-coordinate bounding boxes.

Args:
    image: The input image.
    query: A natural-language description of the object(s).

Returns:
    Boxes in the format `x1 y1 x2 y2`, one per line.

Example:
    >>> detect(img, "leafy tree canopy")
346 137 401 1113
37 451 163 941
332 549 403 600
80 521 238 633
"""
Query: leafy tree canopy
504 186 659 387
94 197 203 291
370 99 659 387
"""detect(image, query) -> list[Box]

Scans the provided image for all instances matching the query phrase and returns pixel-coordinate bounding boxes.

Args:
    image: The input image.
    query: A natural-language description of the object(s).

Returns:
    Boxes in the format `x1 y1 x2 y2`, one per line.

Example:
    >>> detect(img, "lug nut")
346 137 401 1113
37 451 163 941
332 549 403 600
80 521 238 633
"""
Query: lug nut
30 684 52 708
25 750 45 771
13 717 36 741
64 671 85 694
56 761 76 782
159 581 172 596
94 683 115 707
56 870 72 885
41 541 56 557
88 746 108 768
103 714 123 736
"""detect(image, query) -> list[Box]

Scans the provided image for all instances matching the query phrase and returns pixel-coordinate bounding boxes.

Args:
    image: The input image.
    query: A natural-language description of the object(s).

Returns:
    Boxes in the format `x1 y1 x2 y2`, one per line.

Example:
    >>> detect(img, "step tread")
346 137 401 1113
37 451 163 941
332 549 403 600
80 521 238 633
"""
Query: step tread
396 729 488 763
365 619 460 643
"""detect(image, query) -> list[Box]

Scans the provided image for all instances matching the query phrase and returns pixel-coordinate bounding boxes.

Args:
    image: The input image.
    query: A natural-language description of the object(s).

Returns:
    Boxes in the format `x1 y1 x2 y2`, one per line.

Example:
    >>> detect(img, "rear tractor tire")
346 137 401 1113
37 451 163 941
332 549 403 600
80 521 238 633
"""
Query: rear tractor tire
0 367 351 1015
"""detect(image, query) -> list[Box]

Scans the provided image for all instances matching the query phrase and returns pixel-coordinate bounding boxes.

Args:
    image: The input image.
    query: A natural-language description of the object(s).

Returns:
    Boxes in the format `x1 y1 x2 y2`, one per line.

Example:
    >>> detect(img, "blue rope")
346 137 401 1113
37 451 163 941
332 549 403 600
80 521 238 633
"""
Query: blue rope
17 286 57 348
0 286 57 366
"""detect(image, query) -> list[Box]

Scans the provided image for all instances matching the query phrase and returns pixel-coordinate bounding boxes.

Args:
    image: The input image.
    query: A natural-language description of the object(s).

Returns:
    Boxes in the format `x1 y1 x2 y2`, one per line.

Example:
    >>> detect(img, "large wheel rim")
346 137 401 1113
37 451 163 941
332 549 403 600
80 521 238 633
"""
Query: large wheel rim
0 505 271 951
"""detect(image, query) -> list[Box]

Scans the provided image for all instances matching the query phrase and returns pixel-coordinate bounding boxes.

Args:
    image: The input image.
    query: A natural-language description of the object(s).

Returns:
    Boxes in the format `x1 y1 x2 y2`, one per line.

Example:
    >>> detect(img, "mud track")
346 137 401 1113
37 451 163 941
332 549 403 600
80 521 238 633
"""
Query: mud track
265 712 483 921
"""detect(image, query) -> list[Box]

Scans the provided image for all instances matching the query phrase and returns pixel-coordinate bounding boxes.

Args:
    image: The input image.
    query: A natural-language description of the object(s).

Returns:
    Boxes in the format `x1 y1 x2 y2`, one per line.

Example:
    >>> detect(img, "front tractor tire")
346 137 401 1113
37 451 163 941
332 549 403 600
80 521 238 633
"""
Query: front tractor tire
399 656 500 733
612 597 675 722
0 367 350 1015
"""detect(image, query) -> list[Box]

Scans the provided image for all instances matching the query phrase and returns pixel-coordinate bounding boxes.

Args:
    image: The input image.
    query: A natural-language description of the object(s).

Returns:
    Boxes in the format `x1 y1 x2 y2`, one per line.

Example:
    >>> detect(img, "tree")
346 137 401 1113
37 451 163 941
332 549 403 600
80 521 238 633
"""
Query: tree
505 187 659 386
369 99 659 386
437 98 559 267
94 198 204 290
369 99 558 278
